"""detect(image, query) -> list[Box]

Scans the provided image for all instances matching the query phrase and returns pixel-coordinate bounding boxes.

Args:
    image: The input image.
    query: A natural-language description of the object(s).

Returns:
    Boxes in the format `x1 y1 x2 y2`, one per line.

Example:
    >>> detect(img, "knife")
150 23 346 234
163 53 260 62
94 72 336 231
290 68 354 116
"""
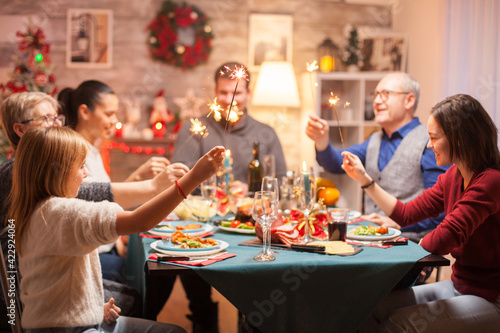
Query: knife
290 244 326 252
156 254 191 261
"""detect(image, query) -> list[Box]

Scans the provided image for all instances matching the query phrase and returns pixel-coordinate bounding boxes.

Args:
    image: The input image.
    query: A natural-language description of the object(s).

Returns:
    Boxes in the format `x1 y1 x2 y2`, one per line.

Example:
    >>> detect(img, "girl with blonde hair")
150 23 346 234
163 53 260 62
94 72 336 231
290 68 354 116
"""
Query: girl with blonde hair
9 126 224 332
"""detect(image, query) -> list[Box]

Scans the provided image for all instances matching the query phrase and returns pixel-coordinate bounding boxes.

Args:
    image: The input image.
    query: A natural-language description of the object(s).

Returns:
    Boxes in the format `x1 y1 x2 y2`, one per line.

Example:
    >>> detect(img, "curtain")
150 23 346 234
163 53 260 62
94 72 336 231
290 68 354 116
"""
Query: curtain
441 0 500 144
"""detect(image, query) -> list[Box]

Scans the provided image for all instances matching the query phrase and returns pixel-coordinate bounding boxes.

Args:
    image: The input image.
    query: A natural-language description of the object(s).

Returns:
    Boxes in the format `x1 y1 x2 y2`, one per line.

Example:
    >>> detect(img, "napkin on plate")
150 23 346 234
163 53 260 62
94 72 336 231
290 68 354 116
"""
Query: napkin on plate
148 252 236 266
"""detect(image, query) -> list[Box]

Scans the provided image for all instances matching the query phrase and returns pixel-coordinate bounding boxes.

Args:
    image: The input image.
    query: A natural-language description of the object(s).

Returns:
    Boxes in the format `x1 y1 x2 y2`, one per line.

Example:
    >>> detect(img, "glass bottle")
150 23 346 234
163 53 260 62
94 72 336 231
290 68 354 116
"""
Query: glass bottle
247 142 263 195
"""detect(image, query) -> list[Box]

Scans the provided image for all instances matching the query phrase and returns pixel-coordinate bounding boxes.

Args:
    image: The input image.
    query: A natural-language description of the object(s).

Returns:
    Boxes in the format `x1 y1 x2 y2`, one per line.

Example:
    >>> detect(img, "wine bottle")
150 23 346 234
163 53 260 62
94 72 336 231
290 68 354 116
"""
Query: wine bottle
247 142 263 195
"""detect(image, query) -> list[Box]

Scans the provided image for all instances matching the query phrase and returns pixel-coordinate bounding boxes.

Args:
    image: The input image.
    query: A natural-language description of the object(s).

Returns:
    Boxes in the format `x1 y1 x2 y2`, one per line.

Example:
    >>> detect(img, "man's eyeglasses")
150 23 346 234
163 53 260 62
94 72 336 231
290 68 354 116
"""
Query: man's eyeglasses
370 90 410 102
21 114 66 126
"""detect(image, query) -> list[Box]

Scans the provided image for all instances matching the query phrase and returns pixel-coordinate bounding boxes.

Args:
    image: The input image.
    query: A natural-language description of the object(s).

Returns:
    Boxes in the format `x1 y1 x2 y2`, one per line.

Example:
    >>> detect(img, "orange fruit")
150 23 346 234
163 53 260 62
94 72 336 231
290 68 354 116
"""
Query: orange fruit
318 187 340 207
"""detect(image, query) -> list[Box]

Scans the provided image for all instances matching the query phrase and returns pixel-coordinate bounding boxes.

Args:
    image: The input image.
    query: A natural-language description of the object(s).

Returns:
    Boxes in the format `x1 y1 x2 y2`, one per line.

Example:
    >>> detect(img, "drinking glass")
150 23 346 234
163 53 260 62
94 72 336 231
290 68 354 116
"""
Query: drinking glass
263 155 276 179
252 191 278 261
200 174 217 223
261 177 279 255
328 208 350 242
299 169 316 243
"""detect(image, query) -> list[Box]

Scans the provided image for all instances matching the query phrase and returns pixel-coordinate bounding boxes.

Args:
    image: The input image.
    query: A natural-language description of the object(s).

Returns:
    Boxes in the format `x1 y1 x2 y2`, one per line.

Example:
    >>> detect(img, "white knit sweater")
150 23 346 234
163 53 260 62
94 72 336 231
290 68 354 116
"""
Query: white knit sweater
19 197 122 328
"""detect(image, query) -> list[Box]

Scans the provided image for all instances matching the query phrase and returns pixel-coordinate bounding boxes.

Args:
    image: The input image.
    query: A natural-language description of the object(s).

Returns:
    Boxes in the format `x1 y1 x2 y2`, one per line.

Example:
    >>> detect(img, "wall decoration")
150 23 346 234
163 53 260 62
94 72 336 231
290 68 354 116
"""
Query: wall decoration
248 14 293 71
147 0 214 69
360 33 408 72
66 9 113 68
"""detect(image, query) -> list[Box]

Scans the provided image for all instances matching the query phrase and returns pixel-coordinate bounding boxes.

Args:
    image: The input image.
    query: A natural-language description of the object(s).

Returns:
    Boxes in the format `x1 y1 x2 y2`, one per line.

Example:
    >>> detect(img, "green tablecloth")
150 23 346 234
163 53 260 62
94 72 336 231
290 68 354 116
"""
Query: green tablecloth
127 229 430 333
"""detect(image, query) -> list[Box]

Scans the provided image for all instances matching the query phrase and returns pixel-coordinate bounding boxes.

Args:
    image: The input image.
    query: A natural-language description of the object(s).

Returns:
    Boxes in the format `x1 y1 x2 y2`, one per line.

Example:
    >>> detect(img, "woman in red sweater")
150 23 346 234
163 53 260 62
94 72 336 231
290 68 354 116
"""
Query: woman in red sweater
342 94 500 331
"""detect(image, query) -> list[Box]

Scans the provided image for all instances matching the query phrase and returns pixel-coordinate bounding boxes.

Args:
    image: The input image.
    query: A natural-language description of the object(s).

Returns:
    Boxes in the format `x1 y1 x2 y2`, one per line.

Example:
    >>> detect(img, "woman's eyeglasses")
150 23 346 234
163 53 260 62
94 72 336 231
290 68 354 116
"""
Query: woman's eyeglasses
21 114 66 126
369 90 410 102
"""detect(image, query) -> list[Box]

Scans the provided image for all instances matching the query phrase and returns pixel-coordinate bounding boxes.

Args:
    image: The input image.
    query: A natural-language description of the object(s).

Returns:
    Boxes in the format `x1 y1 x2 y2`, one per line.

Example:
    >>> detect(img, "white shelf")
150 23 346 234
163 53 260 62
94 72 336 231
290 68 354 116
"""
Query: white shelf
312 72 385 212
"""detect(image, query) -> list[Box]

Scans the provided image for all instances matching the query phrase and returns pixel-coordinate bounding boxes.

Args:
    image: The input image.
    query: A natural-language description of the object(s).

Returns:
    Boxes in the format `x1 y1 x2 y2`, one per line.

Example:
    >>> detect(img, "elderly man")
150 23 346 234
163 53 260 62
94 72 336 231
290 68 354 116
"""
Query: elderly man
306 72 449 240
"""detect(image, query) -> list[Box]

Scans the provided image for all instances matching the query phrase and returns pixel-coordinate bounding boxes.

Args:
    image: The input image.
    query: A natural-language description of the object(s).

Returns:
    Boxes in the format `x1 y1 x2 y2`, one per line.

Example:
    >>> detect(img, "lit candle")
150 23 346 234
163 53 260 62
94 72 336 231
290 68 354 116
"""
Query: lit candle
224 149 231 187
153 122 165 138
115 122 123 138
302 161 310 198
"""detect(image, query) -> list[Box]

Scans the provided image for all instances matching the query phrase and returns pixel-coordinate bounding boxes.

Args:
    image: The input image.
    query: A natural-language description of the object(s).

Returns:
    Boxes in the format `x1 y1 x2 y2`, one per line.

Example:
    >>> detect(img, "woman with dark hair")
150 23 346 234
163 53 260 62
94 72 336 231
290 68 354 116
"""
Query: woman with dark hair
58 80 187 183
342 94 500 331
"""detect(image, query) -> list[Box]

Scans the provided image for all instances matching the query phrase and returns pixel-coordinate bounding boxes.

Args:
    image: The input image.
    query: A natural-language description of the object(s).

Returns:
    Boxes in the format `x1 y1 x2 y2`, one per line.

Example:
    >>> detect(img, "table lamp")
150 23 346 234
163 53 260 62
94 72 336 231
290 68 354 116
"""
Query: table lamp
252 61 301 108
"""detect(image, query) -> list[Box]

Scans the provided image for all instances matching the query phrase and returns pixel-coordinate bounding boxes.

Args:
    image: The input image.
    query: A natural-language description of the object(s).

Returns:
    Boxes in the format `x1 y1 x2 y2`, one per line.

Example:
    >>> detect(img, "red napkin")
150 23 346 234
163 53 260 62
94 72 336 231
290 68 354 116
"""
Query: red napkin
148 252 236 266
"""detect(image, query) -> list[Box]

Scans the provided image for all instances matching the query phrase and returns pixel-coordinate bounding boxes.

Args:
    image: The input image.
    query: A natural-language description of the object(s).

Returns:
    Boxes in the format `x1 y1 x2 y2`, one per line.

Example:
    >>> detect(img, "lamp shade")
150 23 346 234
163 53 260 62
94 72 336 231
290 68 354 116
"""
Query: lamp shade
252 61 301 107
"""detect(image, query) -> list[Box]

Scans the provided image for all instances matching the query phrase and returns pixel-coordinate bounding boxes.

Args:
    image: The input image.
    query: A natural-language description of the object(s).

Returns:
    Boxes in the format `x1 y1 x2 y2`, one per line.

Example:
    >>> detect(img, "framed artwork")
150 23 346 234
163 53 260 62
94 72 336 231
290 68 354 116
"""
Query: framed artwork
360 33 408 72
66 8 113 68
248 14 293 70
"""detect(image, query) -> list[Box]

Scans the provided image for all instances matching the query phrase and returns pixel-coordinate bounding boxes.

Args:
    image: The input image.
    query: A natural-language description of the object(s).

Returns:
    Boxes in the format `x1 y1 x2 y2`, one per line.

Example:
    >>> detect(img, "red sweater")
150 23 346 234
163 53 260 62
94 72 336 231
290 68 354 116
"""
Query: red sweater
390 164 500 302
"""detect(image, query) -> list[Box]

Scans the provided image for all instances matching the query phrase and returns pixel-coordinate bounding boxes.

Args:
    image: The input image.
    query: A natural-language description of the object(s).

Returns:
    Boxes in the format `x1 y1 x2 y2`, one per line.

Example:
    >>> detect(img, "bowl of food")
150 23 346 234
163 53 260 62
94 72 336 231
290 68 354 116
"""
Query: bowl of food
174 195 220 222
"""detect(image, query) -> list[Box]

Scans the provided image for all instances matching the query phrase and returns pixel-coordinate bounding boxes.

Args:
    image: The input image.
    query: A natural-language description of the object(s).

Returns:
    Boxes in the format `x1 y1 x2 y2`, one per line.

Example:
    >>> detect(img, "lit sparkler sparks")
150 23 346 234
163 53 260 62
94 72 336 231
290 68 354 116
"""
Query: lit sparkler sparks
226 102 243 123
207 98 223 119
220 65 249 124
344 101 350 108
189 118 209 138
329 92 345 149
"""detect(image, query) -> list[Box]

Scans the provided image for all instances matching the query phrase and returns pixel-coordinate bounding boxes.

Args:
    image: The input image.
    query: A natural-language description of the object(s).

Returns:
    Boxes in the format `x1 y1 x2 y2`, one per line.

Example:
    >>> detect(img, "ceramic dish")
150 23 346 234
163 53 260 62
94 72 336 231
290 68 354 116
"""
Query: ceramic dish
149 223 213 237
150 240 228 256
346 225 401 241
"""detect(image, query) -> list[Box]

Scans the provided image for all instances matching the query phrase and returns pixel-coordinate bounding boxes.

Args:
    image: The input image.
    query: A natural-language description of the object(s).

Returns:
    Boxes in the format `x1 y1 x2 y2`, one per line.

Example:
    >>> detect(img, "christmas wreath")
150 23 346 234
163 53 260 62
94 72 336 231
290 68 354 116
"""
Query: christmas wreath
146 0 214 69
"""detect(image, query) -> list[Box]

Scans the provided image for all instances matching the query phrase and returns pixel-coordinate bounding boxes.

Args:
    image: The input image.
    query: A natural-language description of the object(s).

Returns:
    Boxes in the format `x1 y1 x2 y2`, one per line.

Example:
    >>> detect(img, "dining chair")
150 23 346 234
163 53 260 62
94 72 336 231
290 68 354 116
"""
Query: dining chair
0 236 23 333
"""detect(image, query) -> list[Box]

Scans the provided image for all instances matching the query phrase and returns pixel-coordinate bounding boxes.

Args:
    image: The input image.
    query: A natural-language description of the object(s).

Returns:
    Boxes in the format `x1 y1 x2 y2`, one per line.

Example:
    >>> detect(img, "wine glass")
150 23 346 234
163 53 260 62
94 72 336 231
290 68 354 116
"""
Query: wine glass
200 174 217 223
252 191 278 261
261 177 279 255
299 169 316 243
263 155 276 178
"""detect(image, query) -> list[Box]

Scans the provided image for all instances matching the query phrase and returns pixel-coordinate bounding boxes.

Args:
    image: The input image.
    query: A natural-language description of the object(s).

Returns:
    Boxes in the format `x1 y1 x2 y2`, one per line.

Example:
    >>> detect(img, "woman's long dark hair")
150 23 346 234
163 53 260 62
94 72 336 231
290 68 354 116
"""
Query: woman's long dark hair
57 80 115 129
431 94 500 173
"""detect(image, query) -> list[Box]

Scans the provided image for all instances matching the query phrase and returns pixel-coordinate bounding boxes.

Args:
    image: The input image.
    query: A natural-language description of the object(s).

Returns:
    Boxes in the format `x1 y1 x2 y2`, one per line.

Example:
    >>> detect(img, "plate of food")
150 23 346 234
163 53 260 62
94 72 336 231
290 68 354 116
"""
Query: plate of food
149 221 213 237
218 220 256 234
346 225 401 241
150 238 228 256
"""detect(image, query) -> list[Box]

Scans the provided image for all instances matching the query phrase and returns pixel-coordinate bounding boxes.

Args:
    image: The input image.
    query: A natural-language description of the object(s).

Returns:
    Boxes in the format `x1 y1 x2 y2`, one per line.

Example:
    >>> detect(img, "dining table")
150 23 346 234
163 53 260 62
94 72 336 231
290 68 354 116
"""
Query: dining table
125 221 450 333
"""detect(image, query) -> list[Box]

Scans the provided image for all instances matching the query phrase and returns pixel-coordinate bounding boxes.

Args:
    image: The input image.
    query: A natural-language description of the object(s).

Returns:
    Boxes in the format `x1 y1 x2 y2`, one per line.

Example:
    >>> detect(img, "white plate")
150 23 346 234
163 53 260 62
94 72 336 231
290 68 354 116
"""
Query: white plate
218 226 256 234
149 224 214 237
150 239 228 256
346 226 401 241
348 210 361 220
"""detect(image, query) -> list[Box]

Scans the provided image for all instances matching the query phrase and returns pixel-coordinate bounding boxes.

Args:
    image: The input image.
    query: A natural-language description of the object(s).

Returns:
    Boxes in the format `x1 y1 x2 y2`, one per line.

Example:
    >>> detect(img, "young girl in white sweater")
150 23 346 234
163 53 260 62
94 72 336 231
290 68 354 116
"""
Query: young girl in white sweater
9 126 224 332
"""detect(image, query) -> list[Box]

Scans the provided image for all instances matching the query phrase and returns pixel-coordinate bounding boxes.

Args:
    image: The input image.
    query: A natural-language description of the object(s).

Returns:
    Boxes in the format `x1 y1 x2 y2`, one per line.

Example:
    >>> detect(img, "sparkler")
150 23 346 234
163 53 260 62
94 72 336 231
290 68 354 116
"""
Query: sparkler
329 92 345 149
175 117 209 153
220 65 249 125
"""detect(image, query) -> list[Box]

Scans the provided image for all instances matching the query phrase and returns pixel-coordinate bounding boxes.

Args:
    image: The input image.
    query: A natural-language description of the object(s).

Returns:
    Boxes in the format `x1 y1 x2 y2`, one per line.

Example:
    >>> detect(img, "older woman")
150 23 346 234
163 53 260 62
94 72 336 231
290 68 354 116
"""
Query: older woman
342 94 500 331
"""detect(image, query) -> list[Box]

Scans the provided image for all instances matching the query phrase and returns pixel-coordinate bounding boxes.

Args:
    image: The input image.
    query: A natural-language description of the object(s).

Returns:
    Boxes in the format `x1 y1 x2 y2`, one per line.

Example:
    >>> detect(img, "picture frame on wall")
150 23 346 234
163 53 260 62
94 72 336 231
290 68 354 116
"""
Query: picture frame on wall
359 33 408 72
248 14 293 71
66 8 113 68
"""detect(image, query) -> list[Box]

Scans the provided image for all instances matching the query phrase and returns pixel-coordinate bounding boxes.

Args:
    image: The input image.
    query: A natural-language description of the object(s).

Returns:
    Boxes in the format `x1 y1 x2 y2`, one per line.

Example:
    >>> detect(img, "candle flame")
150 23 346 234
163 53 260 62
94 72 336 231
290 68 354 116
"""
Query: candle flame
189 118 209 138
302 161 307 172
225 149 231 157
154 122 163 130
306 60 319 72
115 122 122 130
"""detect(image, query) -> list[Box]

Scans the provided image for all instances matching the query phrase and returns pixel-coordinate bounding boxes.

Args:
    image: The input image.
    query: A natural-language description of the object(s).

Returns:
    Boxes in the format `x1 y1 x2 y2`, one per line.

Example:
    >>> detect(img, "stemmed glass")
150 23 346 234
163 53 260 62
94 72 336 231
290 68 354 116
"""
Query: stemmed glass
200 174 217 223
261 177 279 255
299 168 316 243
252 191 278 261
